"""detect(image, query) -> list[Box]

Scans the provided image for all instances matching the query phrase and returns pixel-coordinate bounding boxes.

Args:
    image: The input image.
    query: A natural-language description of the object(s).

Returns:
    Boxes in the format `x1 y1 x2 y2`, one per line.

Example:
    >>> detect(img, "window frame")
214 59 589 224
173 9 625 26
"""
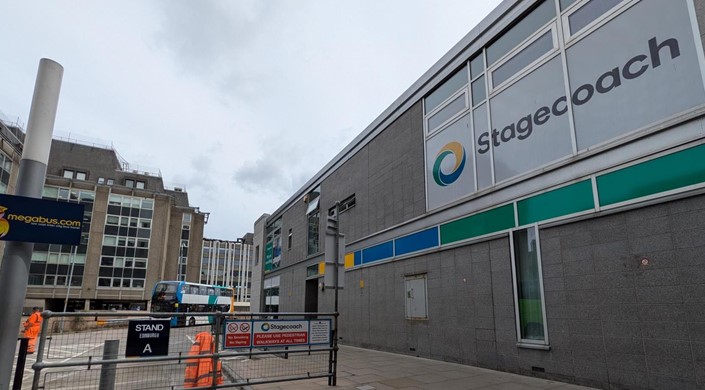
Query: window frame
488 24 559 93
509 225 550 349
423 64 471 137
561 0 633 43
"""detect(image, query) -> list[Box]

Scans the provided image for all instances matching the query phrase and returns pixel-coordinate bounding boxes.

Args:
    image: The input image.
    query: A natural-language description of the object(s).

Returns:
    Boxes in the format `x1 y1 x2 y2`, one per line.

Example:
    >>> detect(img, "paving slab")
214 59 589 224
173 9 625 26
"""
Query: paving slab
248 345 597 390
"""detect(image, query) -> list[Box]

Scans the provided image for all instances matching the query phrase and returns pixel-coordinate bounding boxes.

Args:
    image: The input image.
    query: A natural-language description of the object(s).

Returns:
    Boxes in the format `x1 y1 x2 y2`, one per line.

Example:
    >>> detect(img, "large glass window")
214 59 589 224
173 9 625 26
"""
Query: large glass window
0 152 11 194
28 186 93 287
263 276 280 312
567 0 623 36
511 226 547 344
98 193 153 289
307 210 320 255
265 218 282 272
424 67 469 114
486 0 556 65
427 93 467 131
491 30 554 87
424 66 470 135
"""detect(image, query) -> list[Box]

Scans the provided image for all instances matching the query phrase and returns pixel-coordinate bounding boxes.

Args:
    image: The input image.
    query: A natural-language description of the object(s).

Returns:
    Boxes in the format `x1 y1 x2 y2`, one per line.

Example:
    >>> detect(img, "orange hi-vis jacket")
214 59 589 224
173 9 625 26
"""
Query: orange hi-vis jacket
184 331 223 388
24 312 43 353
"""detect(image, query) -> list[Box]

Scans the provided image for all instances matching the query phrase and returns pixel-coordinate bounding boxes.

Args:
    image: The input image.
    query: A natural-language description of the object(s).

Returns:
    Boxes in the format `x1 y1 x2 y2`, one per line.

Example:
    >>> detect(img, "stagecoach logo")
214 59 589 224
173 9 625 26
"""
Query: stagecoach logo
433 142 466 187
261 322 270 332
0 206 10 238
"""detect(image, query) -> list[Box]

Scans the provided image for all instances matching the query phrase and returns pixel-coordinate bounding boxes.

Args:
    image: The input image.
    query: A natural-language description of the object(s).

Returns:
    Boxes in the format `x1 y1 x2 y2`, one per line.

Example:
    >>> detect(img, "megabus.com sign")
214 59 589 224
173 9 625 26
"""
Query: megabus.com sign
0 194 84 245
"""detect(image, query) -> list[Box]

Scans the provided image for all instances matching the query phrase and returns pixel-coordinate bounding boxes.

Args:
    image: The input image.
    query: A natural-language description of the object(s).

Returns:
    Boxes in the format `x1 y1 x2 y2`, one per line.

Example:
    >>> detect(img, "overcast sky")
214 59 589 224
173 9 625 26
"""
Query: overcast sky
1 1 500 239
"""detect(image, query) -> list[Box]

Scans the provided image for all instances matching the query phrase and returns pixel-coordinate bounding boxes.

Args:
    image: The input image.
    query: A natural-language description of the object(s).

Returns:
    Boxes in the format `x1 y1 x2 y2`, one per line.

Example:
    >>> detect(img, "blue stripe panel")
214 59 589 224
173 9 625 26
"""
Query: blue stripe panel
395 227 439 256
354 251 362 266
362 241 394 264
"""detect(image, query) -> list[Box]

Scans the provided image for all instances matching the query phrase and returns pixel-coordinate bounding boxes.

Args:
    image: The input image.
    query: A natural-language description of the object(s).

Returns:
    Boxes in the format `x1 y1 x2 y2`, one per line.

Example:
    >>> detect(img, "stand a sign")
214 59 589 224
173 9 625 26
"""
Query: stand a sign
126 320 171 357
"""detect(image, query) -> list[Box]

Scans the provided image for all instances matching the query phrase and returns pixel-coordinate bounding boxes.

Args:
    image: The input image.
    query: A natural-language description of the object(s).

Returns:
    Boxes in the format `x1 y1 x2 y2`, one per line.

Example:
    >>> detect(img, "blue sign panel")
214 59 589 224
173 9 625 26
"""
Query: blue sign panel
0 194 84 244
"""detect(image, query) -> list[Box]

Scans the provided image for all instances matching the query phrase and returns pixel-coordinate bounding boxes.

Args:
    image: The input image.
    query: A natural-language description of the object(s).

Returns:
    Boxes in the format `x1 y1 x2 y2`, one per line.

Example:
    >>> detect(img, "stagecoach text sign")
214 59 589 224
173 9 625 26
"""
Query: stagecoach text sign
223 319 331 349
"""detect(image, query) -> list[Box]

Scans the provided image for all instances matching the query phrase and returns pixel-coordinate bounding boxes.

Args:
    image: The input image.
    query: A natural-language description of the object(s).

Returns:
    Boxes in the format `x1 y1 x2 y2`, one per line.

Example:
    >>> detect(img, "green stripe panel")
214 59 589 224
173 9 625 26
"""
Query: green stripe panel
597 144 705 206
517 179 594 226
440 204 515 245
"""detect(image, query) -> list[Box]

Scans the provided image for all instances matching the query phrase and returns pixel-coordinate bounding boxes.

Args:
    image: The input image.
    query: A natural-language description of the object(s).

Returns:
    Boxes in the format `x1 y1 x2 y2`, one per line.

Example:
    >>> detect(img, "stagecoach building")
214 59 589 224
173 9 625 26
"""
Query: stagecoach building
252 0 705 388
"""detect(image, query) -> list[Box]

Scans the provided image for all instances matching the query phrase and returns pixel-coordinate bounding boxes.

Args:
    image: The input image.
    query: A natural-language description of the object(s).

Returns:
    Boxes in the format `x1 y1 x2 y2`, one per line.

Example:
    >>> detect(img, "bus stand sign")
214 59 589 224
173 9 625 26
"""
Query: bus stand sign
223 319 331 349
126 319 171 357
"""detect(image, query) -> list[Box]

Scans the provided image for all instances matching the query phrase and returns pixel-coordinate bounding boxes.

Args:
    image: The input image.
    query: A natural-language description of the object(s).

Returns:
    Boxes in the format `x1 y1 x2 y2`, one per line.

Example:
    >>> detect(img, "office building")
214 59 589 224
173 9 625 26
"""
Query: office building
200 234 254 302
0 119 208 311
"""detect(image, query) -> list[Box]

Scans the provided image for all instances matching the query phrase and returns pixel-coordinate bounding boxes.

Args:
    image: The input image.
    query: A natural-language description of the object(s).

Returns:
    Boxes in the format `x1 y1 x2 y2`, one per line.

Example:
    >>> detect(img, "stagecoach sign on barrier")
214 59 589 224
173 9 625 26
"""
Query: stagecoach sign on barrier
223 319 331 349
125 319 171 357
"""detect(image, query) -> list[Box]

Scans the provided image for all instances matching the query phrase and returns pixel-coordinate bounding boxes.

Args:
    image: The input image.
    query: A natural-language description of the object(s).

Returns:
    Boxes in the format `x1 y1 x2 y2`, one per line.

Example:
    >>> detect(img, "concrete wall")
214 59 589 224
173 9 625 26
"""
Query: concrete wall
320 101 426 244
250 214 268 312
336 193 705 389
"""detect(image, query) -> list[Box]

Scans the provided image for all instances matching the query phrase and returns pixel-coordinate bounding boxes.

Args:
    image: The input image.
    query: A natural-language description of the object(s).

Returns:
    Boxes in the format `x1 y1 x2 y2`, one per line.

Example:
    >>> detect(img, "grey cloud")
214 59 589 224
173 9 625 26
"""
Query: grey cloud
233 158 292 196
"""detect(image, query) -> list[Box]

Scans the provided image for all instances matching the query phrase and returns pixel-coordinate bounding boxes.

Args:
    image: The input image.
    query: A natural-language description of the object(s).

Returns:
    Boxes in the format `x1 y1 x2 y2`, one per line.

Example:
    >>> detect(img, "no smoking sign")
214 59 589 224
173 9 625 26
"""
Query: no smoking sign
224 321 252 349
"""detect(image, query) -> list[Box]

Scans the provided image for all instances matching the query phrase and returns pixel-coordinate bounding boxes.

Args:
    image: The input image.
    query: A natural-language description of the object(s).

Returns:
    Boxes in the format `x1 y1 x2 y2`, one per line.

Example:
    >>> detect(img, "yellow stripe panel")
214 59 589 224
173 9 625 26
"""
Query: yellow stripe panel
318 262 325 275
345 253 354 269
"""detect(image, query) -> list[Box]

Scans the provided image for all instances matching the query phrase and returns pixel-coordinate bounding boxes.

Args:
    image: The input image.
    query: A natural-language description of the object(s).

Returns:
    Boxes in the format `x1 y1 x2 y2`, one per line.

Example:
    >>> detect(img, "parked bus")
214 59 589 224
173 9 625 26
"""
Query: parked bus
151 281 235 327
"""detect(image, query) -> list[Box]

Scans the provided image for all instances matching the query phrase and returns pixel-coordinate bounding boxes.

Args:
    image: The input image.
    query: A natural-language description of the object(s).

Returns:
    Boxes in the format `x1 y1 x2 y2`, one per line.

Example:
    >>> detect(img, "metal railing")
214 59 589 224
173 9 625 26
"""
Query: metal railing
29 311 338 389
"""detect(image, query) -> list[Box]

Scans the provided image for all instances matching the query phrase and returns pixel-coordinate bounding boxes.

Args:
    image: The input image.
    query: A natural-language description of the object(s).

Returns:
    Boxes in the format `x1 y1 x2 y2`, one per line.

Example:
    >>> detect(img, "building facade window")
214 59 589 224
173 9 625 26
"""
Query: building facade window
338 194 356 214
404 274 428 320
98 194 153 289
263 276 280 312
307 210 320 255
63 169 74 179
28 186 94 287
135 180 145 189
0 151 12 193
511 226 548 345
264 218 282 272
424 67 469 135
178 213 192 281
306 187 321 256
75 171 87 181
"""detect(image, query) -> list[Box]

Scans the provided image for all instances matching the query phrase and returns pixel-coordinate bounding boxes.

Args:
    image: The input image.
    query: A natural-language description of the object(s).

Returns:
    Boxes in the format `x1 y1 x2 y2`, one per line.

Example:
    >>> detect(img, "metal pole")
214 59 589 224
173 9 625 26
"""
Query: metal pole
0 58 63 389
211 314 221 389
12 338 29 390
31 311 51 390
331 202 340 386
60 246 77 333
98 340 119 390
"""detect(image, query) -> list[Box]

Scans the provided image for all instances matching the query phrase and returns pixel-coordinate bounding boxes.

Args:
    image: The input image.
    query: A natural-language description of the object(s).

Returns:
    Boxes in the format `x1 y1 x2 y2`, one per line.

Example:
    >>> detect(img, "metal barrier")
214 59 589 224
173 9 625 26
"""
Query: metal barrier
29 311 338 389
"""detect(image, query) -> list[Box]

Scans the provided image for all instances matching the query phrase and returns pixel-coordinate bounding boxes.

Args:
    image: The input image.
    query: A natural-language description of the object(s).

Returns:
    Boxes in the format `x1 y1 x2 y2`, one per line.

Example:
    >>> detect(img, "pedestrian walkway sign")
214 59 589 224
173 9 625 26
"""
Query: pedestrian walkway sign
223 319 331 349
